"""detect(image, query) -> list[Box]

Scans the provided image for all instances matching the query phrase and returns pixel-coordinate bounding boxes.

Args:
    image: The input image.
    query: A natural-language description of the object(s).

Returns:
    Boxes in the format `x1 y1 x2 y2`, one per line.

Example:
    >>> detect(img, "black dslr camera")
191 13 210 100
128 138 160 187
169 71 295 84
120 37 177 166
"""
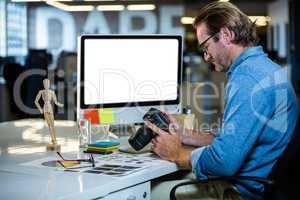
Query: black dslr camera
128 108 170 151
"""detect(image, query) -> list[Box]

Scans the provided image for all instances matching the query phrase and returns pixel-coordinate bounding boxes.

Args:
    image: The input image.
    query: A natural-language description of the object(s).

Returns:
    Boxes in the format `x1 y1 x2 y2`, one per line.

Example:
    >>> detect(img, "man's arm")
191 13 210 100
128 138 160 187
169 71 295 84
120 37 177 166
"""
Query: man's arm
163 112 215 147
192 74 275 180
180 129 215 147
176 145 195 169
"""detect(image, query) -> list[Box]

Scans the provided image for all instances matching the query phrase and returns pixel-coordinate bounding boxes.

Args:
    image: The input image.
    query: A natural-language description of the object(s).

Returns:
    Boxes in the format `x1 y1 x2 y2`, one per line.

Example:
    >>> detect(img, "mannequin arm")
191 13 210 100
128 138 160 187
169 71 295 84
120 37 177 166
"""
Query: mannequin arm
35 91 43 114
52 92 64 107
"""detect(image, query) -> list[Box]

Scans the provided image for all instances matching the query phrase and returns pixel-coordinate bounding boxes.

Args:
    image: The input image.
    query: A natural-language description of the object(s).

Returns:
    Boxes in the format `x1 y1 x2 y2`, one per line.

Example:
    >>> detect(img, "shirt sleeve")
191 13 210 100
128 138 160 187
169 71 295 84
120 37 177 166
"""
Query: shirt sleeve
191 146 208 179
193 73 274 180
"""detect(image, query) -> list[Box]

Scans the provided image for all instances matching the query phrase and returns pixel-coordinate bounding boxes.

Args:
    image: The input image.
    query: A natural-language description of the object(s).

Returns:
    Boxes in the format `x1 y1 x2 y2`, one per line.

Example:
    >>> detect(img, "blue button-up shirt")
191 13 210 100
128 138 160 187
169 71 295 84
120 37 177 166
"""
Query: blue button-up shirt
191 46 299 199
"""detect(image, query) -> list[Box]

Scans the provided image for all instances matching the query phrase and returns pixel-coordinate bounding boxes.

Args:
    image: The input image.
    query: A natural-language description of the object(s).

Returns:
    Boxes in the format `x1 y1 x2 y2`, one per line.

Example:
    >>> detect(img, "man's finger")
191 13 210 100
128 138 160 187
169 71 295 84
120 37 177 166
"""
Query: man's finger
156 135 165 143
151 137 158 145
170 122 180 130
169 123 179 135
150 142 155 151
145 120 168 136
152 146 159 155
145 121 158 133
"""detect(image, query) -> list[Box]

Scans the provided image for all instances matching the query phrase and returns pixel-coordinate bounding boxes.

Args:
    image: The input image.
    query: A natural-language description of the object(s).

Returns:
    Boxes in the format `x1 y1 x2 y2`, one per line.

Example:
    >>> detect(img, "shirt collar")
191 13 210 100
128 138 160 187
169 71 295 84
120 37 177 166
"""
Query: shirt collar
226 46 265 77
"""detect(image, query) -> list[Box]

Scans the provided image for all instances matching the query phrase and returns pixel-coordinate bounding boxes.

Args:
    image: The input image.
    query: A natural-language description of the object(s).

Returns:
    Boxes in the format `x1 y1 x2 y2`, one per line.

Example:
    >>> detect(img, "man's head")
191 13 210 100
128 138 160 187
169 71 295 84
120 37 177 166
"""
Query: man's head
193 2 258 72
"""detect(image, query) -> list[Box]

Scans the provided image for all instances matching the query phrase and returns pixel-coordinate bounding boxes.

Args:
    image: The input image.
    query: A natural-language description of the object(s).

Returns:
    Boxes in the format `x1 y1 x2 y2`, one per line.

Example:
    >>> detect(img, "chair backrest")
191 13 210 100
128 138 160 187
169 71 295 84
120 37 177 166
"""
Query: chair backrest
265 114 300 199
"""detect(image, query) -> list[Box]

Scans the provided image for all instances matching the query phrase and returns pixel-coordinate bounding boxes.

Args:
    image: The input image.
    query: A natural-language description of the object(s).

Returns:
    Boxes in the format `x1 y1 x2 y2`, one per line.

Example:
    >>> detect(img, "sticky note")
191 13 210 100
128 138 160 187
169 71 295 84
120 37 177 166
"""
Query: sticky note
99 108 115 124
83 109 100 124
89 141 120 147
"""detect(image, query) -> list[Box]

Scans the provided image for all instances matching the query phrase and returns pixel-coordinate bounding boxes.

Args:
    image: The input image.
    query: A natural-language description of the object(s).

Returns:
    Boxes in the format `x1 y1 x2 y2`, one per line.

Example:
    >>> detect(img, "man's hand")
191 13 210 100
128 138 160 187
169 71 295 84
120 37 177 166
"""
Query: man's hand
145 120 193 169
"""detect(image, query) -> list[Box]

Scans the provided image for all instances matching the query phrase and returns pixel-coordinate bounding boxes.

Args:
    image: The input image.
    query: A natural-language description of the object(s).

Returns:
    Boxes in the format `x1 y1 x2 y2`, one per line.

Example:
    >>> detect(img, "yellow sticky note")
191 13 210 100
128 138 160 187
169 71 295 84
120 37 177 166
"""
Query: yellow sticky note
99 108 115 124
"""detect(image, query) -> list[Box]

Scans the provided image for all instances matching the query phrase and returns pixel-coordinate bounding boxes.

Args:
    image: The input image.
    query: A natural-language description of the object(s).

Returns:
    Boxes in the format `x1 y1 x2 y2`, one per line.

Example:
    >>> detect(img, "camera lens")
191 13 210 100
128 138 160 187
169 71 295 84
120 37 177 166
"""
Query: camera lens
128 126 155 151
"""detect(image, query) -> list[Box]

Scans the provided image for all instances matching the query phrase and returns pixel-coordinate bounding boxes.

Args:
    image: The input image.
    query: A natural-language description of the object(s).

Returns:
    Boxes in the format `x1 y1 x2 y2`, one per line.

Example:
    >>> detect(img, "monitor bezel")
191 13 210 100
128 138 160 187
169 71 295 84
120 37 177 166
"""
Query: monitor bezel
80 35 182 109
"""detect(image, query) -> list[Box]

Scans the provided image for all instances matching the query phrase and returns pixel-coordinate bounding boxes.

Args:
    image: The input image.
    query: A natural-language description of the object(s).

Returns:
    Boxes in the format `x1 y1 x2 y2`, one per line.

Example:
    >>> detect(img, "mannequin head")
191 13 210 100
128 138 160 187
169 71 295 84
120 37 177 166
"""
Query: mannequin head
43 79 50 90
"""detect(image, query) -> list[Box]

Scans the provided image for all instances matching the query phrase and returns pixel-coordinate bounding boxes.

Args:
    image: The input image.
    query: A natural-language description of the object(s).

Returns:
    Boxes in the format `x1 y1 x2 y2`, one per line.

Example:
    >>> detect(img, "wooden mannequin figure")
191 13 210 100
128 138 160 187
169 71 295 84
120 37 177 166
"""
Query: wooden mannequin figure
35 79 64 151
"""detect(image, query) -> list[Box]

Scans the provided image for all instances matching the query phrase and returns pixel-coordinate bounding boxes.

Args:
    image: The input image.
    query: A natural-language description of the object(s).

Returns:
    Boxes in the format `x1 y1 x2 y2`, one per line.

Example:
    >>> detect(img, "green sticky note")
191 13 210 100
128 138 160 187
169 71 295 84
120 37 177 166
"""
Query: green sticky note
99 108 115 124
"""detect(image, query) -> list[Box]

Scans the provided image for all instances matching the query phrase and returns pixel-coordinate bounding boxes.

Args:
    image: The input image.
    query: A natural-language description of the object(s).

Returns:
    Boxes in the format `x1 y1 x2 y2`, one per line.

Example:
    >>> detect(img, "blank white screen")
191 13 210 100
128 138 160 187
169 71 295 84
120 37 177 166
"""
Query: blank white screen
84 38 179 105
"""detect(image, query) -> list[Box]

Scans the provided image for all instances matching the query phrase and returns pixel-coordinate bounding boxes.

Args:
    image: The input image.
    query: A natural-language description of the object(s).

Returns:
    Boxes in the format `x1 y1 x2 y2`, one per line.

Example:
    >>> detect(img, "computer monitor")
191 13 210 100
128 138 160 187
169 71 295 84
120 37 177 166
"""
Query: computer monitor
77 35 182 124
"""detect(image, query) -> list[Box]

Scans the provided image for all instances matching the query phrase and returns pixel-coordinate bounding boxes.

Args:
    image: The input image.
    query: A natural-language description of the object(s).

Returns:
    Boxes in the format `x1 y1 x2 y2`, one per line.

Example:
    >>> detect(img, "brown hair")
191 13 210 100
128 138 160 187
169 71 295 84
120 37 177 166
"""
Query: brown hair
193 2 259 47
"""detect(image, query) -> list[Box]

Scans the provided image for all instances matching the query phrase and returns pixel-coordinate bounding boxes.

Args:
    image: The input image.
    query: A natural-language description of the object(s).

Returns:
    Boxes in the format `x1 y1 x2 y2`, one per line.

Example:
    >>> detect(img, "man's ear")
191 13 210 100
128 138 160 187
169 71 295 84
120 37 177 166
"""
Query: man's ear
219 27 234 45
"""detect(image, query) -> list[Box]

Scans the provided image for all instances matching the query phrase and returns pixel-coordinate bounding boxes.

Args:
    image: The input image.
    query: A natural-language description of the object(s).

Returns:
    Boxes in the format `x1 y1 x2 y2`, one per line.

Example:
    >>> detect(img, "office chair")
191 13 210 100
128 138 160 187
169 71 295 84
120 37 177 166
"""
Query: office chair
3 62 27 118
170 115 300 200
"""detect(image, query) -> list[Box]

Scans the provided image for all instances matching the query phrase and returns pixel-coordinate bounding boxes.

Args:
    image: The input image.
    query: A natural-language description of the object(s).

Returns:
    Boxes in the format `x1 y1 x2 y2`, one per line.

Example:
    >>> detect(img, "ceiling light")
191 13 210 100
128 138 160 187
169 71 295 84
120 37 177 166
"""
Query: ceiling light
249 16 271 26
85 0 115 1
11 0 73 2
181 17 194 25
127 4 155 11
97 5 125 11
46 1 94 12
11 0 48 2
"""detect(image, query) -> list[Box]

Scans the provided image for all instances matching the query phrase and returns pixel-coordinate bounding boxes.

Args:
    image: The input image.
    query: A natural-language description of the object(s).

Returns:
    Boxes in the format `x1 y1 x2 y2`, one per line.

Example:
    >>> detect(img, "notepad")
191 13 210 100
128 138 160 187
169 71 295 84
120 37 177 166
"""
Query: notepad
99 108 115 124
83 109 100 124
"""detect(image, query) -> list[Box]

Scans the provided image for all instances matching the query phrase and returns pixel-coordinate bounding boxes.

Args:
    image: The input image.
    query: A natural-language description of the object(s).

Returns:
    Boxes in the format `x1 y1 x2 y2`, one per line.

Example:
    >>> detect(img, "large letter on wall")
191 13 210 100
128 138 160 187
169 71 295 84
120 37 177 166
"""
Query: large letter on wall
35 7 76 52
119 11 157 34
160 5 184 35
83 10 111 34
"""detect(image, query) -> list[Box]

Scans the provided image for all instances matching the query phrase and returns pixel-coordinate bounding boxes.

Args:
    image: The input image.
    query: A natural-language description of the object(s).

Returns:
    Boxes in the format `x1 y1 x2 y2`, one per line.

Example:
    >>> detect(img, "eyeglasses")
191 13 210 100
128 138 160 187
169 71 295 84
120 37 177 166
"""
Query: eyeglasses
56 151 95 169
198 32 219 59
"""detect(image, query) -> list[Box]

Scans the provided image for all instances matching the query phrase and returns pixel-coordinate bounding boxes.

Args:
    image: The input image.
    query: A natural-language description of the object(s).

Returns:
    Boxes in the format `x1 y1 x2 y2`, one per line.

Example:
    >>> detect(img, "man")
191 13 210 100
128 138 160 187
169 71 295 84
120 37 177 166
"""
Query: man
147 2 299 200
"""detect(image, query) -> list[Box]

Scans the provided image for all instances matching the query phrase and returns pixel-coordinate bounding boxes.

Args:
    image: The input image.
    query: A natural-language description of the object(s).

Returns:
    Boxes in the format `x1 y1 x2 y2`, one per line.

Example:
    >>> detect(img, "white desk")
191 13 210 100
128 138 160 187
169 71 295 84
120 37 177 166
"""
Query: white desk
0 119 179 200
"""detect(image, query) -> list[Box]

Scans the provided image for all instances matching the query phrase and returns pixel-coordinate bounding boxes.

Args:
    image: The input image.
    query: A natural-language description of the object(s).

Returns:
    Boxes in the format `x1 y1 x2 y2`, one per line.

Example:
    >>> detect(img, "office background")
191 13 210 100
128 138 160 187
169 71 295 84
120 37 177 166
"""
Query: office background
0 0 299 128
